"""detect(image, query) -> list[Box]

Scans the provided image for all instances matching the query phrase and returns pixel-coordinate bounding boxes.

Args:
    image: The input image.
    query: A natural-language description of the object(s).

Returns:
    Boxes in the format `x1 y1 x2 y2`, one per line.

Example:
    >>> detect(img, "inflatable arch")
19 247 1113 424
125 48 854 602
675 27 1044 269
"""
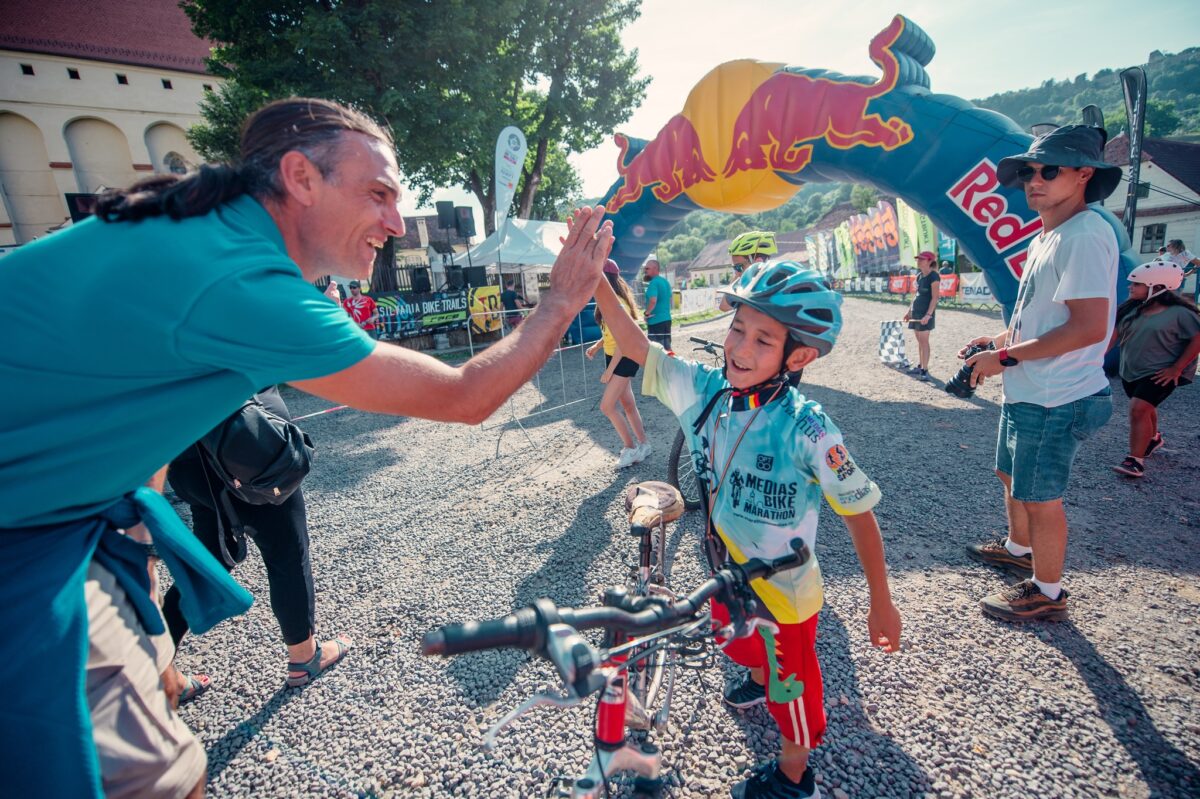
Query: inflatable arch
600 14 1136 317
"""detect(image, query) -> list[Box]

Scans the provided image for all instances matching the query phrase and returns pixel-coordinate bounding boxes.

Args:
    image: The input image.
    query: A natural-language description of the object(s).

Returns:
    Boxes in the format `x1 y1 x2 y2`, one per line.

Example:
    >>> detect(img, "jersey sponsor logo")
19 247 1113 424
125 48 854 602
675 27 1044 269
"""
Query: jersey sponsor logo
756 454 774 472
729 468 800 522
824 444 857 481
837 484 874 506
795 411 827 443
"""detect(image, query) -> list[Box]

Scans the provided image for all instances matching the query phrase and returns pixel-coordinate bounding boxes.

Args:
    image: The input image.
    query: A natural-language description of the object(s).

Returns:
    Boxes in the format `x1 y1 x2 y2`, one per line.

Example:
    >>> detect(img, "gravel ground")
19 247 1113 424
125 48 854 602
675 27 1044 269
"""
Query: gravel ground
172 296 1200 799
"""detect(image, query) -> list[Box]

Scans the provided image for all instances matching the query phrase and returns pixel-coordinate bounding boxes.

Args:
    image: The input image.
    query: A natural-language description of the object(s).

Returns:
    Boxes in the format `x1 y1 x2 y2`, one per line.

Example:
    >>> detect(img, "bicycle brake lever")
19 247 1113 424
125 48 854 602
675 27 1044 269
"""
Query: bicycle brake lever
481 691 581 752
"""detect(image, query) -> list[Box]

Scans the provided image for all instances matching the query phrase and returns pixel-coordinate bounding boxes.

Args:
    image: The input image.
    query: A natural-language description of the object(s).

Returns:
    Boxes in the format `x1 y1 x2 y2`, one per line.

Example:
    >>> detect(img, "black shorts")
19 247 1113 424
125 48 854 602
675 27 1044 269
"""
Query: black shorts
605 353 640 378
908 315 935 331
1122 375 1188 407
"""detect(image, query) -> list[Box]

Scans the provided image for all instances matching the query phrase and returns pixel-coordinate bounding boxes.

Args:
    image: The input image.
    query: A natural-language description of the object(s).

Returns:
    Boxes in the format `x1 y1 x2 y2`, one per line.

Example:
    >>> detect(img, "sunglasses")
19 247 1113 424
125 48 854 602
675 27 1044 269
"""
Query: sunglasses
1015 164 1063 183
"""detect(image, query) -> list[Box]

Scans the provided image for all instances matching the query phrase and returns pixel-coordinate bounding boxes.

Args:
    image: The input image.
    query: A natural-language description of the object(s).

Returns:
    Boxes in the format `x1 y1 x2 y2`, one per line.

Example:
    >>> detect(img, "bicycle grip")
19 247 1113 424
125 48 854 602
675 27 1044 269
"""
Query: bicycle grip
421 608 537 656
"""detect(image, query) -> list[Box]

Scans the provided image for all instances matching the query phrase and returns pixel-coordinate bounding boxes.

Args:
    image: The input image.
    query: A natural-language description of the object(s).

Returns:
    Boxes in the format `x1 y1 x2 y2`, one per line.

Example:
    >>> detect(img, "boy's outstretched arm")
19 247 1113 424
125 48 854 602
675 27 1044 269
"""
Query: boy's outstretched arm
593 277 650 365
843 511 902 652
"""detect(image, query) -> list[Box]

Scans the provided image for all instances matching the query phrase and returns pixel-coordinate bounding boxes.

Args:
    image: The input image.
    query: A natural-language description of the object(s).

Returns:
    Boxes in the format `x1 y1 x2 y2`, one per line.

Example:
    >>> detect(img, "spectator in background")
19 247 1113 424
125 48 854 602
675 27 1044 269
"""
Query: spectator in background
643 258 673 350
1109 259 1200 478
500 278 530 331
586 260 650 468
1164 239 1200 301
939 260 955 275
342 280 379 338
902 251 940 381
721 230 778 312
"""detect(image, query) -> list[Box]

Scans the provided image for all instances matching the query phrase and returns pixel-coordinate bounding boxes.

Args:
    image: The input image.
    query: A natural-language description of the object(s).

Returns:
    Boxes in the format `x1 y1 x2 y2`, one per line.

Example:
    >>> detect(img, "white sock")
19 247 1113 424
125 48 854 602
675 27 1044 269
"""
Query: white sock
1033 578 1062 600
1005 539 1032 557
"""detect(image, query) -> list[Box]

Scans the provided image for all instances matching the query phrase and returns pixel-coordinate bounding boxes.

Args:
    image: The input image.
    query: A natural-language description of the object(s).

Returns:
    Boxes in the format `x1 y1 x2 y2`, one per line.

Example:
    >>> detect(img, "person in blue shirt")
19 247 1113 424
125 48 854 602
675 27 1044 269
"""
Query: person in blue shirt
642 257 674 349
0 97 614 799
594 261 902 799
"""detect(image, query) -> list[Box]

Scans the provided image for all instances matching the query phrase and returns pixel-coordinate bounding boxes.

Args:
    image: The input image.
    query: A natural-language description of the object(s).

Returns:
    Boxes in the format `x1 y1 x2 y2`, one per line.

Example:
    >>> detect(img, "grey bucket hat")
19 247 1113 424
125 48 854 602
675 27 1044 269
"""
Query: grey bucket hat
997 124 1123 203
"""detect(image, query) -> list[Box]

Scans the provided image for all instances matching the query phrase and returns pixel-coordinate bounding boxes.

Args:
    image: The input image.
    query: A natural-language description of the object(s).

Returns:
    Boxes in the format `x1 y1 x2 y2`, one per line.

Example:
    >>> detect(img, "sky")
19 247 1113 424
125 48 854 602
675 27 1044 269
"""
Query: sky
408 0 1200 227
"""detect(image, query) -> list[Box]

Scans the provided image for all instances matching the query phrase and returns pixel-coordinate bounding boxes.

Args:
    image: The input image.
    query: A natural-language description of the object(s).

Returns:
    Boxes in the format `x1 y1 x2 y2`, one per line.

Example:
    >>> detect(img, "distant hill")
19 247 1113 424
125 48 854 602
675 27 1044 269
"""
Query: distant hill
973 47 1200 134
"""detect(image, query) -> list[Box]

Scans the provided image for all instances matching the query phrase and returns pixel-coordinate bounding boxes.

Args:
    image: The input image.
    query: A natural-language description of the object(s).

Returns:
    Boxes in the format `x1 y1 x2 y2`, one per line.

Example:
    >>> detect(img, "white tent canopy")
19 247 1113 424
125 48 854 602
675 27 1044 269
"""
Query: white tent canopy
466 218 567 273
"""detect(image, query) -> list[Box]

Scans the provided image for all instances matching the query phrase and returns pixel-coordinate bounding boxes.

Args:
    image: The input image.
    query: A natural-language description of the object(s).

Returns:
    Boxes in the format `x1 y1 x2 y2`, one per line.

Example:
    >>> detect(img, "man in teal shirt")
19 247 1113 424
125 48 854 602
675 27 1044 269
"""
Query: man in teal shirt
0 97 614 799
643 257 673 350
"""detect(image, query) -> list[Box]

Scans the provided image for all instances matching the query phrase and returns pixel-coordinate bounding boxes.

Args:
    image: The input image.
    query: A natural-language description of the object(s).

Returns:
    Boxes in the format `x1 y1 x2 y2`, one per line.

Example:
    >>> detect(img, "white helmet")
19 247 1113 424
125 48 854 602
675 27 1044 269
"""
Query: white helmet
1127 259 1184 300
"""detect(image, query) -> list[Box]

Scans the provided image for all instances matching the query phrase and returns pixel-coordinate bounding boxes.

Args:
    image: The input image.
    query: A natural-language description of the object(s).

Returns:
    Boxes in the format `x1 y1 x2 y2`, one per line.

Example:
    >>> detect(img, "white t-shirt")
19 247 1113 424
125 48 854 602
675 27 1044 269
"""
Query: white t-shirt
1166 249 1196 269
1002 210 1117 407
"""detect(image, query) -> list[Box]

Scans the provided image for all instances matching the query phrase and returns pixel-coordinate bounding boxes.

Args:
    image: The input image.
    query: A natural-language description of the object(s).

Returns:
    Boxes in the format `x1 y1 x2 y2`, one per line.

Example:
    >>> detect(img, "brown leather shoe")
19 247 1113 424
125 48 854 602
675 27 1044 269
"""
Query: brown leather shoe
980 580 1069 622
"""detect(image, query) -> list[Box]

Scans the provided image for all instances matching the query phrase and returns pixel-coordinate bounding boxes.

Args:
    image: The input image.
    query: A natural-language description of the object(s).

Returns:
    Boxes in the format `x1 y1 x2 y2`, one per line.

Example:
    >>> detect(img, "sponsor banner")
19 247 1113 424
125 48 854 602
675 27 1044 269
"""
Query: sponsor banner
468 285 502 335
494 126 527 234
679 286 717 316
938 274 959 298
957 272 995 306
834 222 856 279
889 275 914 293
938 231 956 263
376 289 471 339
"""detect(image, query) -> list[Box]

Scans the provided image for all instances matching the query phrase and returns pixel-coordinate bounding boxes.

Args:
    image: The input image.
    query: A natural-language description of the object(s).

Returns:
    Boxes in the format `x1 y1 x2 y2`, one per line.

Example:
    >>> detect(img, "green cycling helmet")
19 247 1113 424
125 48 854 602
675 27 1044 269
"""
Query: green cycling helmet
719 261 842 356
728 230 778 257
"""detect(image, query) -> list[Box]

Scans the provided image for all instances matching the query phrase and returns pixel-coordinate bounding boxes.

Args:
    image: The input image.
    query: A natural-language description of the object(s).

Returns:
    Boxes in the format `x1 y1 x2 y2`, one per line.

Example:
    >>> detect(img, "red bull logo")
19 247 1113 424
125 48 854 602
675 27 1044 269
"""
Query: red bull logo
947 159 1043 278
606 115 716 212
723 16 914 178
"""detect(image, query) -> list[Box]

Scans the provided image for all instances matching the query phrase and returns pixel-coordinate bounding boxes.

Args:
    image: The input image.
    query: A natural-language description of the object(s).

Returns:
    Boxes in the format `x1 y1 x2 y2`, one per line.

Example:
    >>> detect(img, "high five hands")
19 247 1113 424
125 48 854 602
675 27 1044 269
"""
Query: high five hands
554 206 614 308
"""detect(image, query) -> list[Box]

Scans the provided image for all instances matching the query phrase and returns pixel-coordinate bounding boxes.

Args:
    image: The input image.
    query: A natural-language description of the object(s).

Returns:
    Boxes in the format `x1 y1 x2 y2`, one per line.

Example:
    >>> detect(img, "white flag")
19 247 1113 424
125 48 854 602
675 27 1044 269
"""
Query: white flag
494 126 528 234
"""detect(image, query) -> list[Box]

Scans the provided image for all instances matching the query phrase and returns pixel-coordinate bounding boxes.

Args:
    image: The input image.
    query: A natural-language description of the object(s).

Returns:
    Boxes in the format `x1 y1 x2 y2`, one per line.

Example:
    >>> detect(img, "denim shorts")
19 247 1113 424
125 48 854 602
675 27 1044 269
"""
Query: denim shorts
995 387 1112 502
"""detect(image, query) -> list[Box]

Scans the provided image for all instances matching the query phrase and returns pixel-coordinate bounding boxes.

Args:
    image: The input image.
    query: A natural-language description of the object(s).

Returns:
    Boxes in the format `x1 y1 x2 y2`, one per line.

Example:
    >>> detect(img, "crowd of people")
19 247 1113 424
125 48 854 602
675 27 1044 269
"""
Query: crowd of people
0 96 1194 799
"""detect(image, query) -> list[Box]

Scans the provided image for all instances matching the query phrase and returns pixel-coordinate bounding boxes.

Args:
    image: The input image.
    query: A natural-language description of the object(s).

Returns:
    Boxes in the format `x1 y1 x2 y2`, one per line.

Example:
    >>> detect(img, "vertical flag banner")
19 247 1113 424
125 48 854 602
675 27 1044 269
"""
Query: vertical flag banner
896 197 918 265
494 126 528 235
1119 68 1148 241
937 231 956 264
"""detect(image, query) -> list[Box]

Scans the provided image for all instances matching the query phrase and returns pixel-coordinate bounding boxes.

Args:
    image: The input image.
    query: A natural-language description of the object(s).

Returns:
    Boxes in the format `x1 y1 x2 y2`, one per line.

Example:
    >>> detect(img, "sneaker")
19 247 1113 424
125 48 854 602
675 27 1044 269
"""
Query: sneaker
731 761 819 799
980 579 1069 622
905 364 923 374
1113 456 1145 478
1144 432 1165 458
724 674 767 708
917 368 932 382
616 447 639 468
966 537 1033 575
633 441 652 463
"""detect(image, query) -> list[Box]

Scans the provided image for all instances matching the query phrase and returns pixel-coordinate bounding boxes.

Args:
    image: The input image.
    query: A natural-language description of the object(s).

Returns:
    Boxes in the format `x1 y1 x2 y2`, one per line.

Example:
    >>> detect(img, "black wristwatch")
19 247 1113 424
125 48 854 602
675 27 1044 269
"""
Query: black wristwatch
997 348 1019 367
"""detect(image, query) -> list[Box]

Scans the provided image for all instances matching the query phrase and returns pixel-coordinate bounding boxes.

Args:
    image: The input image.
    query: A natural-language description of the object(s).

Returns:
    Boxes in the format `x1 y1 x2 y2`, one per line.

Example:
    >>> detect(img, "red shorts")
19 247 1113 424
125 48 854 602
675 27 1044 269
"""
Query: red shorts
712 600 826 749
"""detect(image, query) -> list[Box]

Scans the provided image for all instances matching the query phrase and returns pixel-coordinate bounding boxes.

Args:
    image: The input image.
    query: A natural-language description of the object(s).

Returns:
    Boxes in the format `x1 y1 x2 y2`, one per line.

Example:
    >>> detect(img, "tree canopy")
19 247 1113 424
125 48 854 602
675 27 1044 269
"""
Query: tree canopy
183 0 648 233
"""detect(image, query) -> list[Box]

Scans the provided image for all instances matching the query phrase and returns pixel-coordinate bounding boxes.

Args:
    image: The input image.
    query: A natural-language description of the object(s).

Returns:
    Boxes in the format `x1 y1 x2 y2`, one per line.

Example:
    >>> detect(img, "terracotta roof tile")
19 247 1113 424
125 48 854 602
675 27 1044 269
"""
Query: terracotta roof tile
0 0 213 74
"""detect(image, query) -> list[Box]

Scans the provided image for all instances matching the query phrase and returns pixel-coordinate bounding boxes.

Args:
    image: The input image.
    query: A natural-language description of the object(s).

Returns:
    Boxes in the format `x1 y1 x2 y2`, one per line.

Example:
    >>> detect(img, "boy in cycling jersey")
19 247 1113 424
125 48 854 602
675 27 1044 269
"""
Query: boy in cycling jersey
593 260 901 799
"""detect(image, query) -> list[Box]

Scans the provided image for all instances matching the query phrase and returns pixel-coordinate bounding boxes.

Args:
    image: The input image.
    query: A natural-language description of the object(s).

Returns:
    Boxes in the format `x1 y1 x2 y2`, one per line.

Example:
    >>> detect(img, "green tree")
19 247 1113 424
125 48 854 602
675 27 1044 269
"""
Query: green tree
182 0 648 233
850 184 879 212
1104 99 1184 138
723 218 749 239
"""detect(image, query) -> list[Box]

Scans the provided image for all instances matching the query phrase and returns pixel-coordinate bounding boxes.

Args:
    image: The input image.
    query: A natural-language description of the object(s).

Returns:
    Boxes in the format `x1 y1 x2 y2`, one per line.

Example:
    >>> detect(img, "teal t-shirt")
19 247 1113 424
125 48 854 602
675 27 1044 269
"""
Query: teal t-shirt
645 275 673 324
0 196 375 527
642 344 881 624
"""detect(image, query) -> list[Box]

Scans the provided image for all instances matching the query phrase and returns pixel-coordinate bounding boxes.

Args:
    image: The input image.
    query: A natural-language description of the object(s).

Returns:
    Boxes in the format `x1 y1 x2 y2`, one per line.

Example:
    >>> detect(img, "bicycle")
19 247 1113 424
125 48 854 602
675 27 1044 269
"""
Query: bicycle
422 528 810 798
666 337 724 511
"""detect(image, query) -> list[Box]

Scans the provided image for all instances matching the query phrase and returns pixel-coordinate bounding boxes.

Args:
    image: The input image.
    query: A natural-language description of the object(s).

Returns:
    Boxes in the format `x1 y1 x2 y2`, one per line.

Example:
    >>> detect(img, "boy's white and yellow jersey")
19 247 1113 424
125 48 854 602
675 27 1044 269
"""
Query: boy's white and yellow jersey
642 343 881 624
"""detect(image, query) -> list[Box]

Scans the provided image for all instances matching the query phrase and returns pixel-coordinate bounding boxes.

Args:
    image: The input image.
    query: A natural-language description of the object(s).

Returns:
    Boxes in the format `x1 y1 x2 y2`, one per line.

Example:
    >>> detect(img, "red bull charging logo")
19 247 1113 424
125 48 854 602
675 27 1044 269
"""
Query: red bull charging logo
606 16 916 215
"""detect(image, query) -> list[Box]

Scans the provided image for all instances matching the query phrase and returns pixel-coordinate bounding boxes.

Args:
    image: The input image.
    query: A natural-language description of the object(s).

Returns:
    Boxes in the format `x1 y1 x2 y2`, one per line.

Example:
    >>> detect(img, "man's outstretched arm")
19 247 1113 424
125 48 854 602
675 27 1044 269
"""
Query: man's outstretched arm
294 206 613 424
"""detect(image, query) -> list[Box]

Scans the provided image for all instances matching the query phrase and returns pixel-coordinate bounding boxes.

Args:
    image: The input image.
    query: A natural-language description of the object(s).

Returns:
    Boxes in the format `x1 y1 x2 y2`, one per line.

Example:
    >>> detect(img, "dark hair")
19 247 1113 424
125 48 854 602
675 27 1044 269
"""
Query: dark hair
94 97 392 223
595 272 639 328
1116 288 1200 340
1167 239 1185 251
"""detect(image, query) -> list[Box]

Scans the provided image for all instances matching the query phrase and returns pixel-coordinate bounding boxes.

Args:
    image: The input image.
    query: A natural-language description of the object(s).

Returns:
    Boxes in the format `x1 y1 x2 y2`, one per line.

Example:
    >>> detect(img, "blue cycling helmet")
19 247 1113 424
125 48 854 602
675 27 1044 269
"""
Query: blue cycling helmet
719 261 842 356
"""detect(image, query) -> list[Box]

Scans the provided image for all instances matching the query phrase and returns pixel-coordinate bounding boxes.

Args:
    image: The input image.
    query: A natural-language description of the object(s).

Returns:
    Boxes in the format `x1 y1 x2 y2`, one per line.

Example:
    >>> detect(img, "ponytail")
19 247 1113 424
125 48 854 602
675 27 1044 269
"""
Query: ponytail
94 165 246 223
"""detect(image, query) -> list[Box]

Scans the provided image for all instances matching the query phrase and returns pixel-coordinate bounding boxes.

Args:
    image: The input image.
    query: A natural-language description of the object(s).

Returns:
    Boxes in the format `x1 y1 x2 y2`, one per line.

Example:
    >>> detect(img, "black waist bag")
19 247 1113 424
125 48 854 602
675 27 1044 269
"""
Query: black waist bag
198 393 315 506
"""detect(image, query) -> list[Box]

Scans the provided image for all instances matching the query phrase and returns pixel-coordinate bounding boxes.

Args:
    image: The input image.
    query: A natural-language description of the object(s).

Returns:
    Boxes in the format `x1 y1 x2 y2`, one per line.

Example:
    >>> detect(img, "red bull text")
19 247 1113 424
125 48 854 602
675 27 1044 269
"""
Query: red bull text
947 159 1042 278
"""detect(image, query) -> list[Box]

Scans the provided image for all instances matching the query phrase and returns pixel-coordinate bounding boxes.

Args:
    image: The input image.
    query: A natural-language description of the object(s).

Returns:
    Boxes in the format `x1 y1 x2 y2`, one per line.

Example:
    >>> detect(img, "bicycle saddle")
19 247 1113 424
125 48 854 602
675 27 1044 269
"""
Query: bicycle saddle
625 481 684 529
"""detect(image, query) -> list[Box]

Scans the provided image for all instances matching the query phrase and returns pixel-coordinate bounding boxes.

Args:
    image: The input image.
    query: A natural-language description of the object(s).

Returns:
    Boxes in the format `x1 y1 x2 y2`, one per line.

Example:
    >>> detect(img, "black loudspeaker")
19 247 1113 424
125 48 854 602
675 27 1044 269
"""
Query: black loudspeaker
445 266 464 290
411 267 431 293
464 266 487 288
435 201 455 229
454 206 476 238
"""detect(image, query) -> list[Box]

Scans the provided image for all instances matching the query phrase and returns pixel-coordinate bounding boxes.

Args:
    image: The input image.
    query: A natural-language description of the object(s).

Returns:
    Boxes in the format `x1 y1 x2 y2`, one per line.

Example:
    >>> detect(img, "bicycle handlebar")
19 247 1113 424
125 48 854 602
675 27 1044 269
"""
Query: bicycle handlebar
422 538 809 657
689 336 723 351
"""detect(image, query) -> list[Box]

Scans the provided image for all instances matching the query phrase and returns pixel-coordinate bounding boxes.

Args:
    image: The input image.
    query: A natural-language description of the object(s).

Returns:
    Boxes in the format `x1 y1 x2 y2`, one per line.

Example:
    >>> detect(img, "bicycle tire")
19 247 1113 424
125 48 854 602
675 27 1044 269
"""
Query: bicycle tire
666 428 702 511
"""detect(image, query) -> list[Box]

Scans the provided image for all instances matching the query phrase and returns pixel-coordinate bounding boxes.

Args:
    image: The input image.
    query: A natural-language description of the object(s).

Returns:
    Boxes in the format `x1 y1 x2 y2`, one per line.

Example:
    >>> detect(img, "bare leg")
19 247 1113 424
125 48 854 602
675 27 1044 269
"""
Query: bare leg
599 376 635 449
915 330 931 370
1024 498 1069 584
617 381 647 445
779 738 811 784
185 775 206 799
996 469 1031 549
1128 398 1157 457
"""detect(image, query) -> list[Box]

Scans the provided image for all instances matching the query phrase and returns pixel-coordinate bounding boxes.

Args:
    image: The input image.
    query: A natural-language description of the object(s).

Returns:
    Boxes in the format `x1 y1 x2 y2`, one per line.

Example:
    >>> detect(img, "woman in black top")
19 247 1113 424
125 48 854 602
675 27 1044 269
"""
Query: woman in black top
902 251 940 380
